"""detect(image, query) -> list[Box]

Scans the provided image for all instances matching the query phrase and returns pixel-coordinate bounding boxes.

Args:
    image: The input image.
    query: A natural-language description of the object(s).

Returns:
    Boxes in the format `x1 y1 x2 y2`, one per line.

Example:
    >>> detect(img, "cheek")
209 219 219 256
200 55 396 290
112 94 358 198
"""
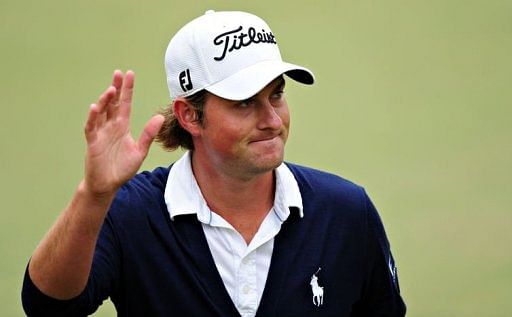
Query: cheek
208 122 248 151
278 106 290 130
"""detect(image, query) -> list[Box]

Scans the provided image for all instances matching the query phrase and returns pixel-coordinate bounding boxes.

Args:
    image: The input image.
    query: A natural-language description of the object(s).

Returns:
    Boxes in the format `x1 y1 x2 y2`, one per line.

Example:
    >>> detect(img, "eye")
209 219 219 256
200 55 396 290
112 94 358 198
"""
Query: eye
238 97 255 108
271 90 285 101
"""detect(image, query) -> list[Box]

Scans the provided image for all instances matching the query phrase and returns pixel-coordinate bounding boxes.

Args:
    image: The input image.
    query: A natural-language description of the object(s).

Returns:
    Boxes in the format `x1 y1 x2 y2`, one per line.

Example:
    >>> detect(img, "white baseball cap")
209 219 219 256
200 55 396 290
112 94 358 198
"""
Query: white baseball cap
164 10 315 101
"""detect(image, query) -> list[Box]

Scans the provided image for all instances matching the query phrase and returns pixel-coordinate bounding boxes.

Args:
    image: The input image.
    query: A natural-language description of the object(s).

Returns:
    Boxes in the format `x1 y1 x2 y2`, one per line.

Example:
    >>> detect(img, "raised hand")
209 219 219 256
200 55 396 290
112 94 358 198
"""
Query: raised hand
84 70 164 196
27 70 164 300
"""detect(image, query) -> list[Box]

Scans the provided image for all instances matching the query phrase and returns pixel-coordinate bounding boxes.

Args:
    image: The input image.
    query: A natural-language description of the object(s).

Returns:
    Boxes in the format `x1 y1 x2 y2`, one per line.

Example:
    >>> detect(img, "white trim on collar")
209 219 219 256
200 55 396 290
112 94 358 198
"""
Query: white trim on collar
274 163 304 219
164 151 303 222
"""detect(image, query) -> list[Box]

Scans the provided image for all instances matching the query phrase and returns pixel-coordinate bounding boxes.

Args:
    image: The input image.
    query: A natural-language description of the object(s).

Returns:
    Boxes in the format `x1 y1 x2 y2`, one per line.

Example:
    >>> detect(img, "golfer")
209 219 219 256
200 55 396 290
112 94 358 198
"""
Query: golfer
22 10 406 316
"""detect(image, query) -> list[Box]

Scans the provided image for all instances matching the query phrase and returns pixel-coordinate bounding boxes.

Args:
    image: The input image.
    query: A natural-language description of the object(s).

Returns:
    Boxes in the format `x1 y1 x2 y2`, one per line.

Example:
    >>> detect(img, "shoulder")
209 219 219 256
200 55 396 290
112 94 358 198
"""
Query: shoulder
119 166 170 198
285 162 377 225
108 166 171 220
285 162 366 203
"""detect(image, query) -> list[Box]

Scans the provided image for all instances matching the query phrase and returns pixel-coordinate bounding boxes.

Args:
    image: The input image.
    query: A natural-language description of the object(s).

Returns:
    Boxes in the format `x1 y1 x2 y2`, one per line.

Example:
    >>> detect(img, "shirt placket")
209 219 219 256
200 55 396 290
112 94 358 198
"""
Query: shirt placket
237 252 257 317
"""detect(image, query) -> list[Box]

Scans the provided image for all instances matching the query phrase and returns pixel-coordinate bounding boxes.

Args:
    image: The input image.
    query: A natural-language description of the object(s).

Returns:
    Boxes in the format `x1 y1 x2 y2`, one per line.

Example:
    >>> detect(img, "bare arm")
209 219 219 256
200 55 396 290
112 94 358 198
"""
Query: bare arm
28 70 164 300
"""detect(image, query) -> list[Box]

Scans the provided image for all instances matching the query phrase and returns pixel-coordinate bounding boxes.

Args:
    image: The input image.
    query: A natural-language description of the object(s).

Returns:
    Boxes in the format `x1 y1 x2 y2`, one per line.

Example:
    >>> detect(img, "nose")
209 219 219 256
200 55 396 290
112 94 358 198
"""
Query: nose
257 100 282 130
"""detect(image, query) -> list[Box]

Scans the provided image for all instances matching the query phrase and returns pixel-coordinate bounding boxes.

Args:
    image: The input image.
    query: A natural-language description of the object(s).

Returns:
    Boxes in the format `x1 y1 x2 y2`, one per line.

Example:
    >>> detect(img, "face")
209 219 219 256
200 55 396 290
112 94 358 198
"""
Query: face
194 77 289 180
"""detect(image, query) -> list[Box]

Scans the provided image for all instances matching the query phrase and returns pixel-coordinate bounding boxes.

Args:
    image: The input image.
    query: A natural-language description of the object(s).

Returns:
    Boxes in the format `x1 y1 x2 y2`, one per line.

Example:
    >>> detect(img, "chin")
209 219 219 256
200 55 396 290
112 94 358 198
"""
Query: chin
249 153 284 174
241 139 285 174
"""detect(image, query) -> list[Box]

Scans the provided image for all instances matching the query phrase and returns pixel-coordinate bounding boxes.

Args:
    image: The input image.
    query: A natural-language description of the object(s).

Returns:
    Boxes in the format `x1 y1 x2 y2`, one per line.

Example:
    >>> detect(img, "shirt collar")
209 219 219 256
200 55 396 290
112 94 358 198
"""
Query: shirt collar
164 151 303 222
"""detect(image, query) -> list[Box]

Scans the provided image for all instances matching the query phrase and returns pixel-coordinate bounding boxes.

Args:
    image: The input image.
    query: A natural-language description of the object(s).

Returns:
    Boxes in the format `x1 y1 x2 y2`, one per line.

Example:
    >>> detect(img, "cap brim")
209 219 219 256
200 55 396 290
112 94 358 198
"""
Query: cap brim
205 60 314 101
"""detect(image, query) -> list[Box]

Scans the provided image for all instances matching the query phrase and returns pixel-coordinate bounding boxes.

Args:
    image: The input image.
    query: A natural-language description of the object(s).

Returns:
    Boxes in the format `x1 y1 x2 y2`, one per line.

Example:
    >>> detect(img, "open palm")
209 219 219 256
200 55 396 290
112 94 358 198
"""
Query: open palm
84 70 164 195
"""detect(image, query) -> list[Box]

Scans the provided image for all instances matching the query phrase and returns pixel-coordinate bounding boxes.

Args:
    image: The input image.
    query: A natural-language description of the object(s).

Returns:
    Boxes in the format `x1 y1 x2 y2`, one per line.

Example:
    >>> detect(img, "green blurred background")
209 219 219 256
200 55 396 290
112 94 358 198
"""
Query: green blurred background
1 0 511 316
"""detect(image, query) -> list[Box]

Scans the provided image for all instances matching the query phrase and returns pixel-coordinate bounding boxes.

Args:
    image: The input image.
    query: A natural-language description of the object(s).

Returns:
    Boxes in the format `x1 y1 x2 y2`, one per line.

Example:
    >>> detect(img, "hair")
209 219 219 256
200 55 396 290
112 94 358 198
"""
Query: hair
155 90 208 151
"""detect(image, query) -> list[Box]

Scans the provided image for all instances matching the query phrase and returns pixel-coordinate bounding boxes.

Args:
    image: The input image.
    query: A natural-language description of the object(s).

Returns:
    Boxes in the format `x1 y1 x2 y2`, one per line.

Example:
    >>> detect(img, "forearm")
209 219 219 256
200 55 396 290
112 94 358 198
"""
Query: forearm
28 180 117 300
26 70 162 302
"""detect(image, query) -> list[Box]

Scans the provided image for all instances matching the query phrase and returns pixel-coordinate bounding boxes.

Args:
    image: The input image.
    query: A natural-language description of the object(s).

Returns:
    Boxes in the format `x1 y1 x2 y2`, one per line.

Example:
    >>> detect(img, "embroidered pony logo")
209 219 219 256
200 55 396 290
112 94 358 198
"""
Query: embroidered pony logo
310 268 324 307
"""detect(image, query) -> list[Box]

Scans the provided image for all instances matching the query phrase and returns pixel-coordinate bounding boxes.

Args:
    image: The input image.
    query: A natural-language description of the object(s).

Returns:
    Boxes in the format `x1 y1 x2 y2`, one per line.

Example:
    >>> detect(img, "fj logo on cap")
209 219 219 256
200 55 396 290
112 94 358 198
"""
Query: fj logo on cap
179 69 193 92
213 26 277 61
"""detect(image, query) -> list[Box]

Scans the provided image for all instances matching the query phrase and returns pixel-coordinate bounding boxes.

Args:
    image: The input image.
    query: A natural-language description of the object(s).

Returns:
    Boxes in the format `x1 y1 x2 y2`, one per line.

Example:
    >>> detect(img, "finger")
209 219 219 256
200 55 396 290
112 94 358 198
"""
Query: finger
96 86 116 114
84 104 99 142
111 70 123 90
137 114 164 157
118 70 135 121
107 70 123 119
95 86 116 128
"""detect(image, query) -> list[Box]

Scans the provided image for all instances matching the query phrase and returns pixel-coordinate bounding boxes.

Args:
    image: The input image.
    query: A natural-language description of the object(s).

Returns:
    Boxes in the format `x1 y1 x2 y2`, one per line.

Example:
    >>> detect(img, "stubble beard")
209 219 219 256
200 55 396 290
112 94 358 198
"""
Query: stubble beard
239 136 286 178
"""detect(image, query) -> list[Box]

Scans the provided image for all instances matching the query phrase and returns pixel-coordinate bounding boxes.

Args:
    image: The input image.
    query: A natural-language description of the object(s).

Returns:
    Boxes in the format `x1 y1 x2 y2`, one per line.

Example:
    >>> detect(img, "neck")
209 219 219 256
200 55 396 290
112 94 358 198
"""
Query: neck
190 151 275 244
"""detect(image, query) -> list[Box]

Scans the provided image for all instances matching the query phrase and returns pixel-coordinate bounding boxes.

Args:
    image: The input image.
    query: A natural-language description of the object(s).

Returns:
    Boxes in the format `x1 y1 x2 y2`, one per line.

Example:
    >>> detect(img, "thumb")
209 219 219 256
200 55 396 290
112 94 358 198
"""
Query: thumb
137 114 165 157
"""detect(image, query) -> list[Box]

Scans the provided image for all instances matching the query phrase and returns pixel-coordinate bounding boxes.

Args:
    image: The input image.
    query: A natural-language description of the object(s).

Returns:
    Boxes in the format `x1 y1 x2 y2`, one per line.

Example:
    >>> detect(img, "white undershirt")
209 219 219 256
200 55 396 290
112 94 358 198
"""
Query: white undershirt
164 152 303 317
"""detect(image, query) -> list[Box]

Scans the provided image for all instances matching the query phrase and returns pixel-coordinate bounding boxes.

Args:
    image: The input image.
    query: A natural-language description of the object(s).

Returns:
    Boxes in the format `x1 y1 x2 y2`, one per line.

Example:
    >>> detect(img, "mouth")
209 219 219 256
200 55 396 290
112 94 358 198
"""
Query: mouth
250 134 281 143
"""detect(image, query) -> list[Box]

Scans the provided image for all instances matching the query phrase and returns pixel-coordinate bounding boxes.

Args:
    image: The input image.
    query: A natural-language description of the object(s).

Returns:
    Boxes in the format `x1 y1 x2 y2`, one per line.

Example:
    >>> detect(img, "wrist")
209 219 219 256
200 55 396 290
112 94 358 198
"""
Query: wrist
77 180 118 205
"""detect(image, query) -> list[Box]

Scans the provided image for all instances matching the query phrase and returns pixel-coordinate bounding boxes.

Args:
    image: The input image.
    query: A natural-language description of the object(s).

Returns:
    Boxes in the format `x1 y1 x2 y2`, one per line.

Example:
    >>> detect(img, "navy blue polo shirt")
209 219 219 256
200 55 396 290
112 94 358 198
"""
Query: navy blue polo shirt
22 163 406 316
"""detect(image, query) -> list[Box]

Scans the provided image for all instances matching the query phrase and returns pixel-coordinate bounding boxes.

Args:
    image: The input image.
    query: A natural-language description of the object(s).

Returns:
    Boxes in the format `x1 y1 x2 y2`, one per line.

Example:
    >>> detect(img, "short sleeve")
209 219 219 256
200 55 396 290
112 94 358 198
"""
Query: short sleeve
351 190 406 316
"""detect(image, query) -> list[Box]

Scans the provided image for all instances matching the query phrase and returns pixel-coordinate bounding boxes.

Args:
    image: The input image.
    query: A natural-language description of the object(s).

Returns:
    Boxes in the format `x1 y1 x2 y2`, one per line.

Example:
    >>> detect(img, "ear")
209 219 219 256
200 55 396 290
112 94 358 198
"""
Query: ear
173 98 202 137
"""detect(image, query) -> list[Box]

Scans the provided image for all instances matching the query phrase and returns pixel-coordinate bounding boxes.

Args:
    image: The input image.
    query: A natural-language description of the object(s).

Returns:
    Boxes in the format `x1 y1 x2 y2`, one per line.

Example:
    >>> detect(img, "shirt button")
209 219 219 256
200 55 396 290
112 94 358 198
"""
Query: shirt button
243 285 250 294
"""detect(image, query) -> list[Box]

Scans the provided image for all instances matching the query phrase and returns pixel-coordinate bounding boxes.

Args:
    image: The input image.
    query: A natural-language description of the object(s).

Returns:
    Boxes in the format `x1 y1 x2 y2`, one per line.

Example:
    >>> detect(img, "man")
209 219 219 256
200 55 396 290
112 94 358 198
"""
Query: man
22 10 406 316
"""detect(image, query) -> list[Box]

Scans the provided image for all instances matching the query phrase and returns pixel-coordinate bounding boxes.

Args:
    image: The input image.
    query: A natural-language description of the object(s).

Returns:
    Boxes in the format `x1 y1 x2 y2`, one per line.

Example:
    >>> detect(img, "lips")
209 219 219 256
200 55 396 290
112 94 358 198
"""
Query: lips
250 134 281 143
